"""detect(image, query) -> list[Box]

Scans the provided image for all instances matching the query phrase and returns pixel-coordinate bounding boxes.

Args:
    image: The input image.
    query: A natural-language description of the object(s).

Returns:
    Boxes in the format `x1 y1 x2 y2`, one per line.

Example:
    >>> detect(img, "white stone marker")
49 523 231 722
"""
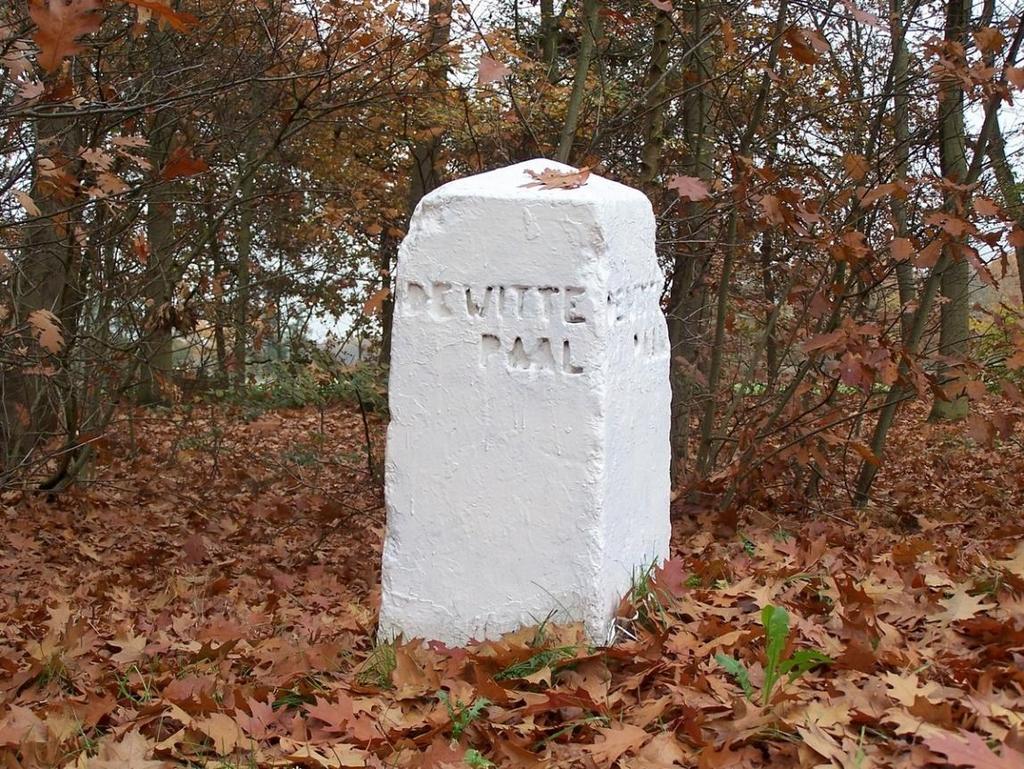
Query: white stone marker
378 159 671 646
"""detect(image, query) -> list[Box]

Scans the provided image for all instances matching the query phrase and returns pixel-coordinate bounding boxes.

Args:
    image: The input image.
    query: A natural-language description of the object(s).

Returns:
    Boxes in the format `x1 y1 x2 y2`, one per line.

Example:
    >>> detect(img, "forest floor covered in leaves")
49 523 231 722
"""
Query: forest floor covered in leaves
1 400 1023 769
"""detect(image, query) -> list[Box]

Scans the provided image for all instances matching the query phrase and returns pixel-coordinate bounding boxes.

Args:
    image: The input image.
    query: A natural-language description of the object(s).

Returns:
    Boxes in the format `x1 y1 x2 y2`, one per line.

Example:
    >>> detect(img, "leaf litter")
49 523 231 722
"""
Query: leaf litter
1 400 1022 768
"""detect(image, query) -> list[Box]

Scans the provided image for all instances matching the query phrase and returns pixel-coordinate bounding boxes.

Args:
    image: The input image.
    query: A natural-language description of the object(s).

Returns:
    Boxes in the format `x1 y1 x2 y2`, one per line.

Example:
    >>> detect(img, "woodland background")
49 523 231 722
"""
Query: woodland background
3 0 1024 500
2 0 1024 767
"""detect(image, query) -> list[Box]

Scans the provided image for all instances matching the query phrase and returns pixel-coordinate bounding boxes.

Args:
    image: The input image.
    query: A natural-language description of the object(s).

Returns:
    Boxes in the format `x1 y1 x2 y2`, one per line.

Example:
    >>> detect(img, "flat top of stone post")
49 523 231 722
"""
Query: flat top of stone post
426 158 647 206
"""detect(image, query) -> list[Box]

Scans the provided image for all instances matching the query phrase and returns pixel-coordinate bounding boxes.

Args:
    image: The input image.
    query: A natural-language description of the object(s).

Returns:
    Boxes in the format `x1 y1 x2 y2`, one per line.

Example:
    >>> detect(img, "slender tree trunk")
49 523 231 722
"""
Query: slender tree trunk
138 29 176 404
3 81 78 475
205 189 229 385
891 0 916 341
987 113 1024 304
540 0 559 81
233 168 255 389
379 0 452 366
556 0 600 163
636 7 685 484
638 9 671 185
664 0 714 483
928 0 971 421
696 0 788 474
139 120 176 404
760 232 780 385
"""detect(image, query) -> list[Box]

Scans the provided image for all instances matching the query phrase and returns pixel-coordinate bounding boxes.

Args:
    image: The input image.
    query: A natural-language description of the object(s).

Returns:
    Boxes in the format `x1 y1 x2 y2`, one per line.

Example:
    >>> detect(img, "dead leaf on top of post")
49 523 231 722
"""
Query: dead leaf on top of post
521 167 590 190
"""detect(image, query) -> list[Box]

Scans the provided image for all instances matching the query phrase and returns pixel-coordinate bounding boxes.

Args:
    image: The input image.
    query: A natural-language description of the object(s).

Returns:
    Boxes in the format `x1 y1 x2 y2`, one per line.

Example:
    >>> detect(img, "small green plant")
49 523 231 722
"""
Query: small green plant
463 749 494 768
715 605 831 706
623 561 671 629
114 665 156 704
494 647 576 681
437 691 490 740
739 534 757 557
36 654 73 691
356 641 397 689
272 687 317 709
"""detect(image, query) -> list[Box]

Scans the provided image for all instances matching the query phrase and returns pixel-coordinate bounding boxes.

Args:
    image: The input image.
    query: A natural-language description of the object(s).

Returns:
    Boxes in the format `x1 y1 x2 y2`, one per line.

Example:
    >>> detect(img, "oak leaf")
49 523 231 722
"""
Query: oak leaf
721 20 736 54
29 0 103 73
667 175 710 201
109 632 147 665
842 154 870 181
362 287 390 317
975 196 1000 216
925 731 1024 769
521 166 591 190
936 586 995 625
28 309 64 353
279 739 367 768
890 237 914 262
391 643 439 699
14 190 40 217
760 194 786 225
123 0 197 30
631 732 687 768
996 542 1024 578
83 729 166 769
235 698 278 739
196 712 243 755
841 0 880 26
477 55 511 84
160 146 209 180
586 722 649 764
974 27 1007 55
796 723 844 763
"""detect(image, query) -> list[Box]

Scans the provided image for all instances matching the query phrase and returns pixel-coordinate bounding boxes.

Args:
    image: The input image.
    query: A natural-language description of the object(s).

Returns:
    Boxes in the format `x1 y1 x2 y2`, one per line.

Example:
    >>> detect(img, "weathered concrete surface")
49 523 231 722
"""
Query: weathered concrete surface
378 159 670 646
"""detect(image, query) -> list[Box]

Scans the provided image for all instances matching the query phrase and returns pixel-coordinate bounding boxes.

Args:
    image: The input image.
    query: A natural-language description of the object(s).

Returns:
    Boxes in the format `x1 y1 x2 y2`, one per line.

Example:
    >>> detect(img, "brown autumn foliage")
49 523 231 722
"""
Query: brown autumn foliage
4 0 1024 766
4 0 1024 504
1 401 1023 769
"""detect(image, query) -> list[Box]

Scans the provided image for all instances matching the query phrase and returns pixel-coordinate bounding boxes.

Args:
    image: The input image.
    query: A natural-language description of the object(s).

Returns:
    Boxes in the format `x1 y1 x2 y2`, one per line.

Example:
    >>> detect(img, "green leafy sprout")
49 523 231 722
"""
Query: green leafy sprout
715 604 831 706
437 691 490 740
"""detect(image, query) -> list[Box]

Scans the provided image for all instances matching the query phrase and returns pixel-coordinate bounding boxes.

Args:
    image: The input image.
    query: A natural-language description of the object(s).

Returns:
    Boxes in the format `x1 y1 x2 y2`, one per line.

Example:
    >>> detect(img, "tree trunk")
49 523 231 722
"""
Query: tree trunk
138 29 177 405
139 119 176 404
987 113 1024 304
891 0 916 342
696 0 788 474
556 0 600 163
540 0 559 81
928 0 971 421
3 81 78 477
233 168 255 389
664 0 714 483
205 188 229 385
379 0 452 366
638 9 671 185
